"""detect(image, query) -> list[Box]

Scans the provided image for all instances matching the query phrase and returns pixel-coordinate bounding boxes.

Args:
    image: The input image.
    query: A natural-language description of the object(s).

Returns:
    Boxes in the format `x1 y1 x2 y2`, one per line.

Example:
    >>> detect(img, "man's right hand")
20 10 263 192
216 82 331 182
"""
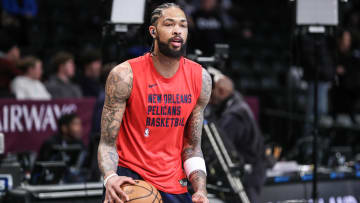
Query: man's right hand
104 175 136 203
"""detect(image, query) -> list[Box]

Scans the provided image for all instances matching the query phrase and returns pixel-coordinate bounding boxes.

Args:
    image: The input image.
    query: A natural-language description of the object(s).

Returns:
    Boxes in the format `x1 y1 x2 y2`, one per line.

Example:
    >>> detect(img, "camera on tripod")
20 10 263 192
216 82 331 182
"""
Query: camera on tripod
188 44 230 71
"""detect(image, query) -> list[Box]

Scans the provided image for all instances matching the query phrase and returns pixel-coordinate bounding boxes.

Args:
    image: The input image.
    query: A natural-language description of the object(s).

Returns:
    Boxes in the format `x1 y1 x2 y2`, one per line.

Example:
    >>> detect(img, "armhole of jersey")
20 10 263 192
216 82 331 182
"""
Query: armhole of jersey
126 62 135 105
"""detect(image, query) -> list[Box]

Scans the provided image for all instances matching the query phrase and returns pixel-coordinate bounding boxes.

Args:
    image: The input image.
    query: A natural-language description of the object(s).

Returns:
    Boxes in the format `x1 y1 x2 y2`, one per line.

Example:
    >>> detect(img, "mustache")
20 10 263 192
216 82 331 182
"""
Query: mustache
168 36 184 44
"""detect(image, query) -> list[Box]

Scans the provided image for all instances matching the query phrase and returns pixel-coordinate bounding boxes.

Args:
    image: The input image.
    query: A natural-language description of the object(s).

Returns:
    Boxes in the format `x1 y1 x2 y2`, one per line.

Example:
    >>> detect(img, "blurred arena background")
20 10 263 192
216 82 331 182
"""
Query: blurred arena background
0 0 359 202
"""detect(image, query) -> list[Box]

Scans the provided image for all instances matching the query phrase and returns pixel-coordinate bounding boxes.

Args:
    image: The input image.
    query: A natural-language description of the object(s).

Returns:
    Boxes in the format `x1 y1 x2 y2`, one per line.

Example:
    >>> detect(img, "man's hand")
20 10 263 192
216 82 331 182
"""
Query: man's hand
192 191 209 203
104 175 136 203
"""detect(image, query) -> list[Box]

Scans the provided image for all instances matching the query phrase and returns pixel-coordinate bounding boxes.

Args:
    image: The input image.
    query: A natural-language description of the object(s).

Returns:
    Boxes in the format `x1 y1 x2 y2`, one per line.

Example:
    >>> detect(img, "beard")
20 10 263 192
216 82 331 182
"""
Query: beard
156 36 187 58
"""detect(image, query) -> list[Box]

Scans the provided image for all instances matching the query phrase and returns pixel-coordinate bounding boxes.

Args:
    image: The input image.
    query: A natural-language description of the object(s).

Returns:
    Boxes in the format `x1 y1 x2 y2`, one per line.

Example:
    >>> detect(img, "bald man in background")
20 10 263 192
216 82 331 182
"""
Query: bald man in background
206 72 266 203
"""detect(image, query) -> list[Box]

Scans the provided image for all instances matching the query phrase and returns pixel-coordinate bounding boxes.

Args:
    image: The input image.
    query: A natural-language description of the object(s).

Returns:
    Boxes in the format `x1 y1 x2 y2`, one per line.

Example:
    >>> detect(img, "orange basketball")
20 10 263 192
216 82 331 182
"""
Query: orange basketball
121 180 163 203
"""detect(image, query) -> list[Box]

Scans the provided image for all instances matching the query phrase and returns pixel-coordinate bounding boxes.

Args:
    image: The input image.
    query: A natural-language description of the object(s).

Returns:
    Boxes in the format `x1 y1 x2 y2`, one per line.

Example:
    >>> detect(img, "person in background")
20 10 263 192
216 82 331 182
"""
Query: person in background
10 56 51 100
206 70 266 203
36 113 86 182
190 0 226 56
0 33 21 97
298 34 336 129
45 51 82 98
1 0 37 46
91 62 116 134
77 49 102 98
86 63 116 181
331 30 360 125
1 0 37 18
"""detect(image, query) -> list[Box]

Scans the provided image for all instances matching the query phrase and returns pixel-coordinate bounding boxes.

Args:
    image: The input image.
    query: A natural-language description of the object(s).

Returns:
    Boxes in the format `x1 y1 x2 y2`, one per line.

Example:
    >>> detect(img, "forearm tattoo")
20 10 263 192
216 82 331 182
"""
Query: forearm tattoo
182 69 212 193
98 63 133 176
189 170 207 194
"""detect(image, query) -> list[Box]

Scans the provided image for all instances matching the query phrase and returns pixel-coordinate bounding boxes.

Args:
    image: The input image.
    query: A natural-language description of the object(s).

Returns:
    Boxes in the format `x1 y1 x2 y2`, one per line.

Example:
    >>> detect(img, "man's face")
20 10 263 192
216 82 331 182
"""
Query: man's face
153 7 188 58
9 46 20 63
62 59 75 78
210 78 233 105
68 117 83 140
86 60 102 79
31 61 43 80
210 84 222 105
201 0 217 12
342 31 352 51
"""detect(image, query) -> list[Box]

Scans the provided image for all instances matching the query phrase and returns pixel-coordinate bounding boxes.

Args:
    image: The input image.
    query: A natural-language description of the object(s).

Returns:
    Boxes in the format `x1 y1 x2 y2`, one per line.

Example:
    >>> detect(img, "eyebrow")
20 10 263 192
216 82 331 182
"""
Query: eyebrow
163 18 187 23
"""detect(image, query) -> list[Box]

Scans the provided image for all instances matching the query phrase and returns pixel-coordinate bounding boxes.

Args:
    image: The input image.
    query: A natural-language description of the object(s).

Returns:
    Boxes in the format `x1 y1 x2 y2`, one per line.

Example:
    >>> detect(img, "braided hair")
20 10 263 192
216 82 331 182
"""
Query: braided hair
150 3 181 26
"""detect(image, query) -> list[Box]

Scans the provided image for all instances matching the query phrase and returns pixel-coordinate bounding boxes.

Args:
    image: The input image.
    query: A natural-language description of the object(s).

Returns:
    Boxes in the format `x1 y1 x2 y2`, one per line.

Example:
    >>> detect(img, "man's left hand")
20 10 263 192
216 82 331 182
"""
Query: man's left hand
192 191 209 203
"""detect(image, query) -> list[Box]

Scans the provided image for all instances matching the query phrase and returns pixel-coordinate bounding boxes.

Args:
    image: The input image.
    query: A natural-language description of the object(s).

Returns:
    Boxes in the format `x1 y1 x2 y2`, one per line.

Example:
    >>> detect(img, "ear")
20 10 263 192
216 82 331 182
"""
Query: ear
149 25 156 39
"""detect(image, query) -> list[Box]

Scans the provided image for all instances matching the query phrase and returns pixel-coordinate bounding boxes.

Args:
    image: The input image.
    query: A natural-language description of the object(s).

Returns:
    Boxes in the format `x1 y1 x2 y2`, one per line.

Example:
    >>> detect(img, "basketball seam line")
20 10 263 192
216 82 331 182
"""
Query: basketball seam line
126 185 154 202
124 182 162 202
157 190 162 201
153 189 161 203
152 186 162 201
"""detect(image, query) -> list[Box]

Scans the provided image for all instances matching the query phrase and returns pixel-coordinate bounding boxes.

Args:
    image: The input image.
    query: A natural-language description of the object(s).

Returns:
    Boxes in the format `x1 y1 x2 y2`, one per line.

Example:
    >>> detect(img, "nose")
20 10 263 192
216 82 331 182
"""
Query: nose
173 24 182 36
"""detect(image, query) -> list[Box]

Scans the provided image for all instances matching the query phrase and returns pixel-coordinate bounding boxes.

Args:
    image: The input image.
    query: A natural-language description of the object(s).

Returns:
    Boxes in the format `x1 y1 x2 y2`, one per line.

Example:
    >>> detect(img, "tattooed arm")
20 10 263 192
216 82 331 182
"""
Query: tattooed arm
183 69 212 203
98 62 135 203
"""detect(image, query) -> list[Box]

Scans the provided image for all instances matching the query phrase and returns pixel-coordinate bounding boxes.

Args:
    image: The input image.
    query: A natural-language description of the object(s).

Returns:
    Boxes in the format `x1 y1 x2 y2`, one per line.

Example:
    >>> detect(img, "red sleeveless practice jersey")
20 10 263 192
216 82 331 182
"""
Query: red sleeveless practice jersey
116 53 203 194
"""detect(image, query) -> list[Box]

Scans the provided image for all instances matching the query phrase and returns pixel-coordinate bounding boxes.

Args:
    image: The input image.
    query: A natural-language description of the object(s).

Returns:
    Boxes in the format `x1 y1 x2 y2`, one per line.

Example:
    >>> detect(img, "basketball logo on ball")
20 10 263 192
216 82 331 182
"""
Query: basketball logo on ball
121 180 163 203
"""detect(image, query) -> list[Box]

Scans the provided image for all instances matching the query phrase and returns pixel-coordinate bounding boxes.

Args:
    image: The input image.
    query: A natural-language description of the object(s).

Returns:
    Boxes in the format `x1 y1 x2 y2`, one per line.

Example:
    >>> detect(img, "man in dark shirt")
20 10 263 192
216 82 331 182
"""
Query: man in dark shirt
191 0 226 56
206 74 265 203
36 113 86 183
45 52 82 98
297 34 336 131
77 49 102 98
331 30 360 124
37 113 84 163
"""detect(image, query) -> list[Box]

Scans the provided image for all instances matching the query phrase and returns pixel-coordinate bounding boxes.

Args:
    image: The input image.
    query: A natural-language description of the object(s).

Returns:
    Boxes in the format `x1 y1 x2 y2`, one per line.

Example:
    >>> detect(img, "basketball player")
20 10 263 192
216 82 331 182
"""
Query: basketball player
98 3 211 203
